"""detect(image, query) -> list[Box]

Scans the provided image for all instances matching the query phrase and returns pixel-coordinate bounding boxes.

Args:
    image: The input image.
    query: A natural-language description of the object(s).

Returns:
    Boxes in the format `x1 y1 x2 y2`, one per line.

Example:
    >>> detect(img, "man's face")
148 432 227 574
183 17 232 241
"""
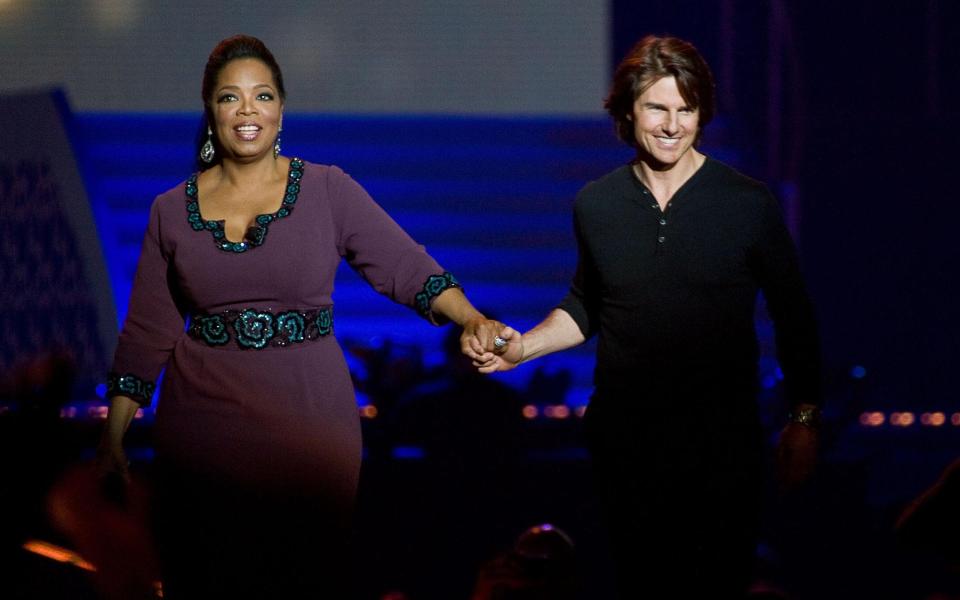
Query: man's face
630 76 700 168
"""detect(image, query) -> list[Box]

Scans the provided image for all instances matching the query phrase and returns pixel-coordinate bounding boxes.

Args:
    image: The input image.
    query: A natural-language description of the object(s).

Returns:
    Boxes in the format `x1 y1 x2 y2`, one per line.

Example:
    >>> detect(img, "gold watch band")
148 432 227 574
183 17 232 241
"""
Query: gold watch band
788 406 822 429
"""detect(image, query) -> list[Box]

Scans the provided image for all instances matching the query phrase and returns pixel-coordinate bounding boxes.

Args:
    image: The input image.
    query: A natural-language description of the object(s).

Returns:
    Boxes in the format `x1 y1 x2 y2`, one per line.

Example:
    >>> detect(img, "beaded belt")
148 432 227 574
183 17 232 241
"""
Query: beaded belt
188 307 333 349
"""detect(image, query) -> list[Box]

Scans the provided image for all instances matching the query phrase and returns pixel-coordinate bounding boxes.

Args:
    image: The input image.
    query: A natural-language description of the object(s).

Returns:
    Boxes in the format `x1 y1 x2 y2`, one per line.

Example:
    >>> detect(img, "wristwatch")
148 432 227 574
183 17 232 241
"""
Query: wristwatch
788 405 822 429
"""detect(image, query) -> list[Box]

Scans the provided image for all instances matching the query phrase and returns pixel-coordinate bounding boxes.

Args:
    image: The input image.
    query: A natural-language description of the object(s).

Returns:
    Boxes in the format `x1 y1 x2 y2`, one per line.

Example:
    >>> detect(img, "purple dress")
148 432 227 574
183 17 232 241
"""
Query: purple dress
107 158 458 596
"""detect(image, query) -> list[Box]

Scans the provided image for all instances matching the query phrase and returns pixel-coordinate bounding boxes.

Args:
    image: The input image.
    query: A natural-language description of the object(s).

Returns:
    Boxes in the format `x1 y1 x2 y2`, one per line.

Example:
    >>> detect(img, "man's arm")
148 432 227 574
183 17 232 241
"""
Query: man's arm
750 190 823 491
776 403 820 492
476 308 585 373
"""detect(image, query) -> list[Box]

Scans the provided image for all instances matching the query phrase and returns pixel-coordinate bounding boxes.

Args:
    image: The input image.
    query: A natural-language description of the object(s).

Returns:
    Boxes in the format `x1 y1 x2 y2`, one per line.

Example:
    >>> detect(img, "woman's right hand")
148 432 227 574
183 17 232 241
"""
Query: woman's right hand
96 440 131 483
95 394 141 483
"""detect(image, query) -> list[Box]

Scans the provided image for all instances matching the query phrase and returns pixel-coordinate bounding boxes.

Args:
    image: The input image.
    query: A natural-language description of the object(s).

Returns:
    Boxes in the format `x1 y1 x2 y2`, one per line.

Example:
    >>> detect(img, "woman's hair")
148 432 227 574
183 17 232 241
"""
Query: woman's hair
604 35 715 147
196 35 286 170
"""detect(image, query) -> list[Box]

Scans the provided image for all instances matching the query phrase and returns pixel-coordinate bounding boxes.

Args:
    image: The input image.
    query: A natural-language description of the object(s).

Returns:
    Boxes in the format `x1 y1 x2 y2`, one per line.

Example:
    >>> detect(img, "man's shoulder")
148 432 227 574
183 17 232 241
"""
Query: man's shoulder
702 157 771 200
574 165 634 211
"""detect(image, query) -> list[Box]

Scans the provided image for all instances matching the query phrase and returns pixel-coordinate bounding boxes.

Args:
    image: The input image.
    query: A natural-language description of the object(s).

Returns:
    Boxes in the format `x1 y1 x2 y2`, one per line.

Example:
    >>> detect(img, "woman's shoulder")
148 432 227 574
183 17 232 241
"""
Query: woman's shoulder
297 159 371 202
298 159 350 185
295 158 336 172
150 176 192 215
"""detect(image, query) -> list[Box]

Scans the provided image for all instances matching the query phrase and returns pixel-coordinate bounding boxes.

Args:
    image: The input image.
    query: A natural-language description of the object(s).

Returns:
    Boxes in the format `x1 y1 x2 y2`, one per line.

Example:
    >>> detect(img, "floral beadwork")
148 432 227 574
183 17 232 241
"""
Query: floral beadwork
234 309 276 349
106 372 156 405
315 308 333 336
275 311 306 344
185 157 305 253
415 272 461 317
193 314 229 346
188 307 333 349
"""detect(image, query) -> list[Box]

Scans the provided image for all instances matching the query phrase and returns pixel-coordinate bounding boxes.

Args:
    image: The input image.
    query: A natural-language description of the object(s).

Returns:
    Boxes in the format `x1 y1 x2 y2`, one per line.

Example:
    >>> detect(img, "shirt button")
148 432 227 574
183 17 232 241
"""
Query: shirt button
658 235 665 243
659 218 667 226
650 204 657 209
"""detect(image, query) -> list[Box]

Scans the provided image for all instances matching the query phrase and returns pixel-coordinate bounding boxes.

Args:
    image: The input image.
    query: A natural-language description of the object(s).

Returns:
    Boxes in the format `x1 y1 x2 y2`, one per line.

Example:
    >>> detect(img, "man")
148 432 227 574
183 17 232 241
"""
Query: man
476 36 821 598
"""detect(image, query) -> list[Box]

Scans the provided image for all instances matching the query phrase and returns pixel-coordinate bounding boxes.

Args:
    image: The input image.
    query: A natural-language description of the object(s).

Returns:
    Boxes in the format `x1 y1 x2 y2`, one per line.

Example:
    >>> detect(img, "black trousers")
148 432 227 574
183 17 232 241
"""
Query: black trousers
585 385 765 600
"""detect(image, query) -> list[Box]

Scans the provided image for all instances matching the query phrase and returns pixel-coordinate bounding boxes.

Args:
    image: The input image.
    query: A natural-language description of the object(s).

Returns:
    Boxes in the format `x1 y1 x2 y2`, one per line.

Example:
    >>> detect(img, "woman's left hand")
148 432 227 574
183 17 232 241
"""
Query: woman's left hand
473 326 523 373
459 317 505 362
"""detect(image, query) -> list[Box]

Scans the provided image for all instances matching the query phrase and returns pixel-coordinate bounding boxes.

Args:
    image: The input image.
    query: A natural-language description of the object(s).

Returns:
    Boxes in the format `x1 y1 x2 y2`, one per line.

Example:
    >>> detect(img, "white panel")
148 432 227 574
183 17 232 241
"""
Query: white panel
0 0 608 114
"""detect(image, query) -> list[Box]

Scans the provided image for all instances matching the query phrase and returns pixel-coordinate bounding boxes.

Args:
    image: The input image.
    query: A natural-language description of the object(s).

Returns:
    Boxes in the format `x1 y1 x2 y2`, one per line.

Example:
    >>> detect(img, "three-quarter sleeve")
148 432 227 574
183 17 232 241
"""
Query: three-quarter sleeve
557 202 601 339
327 167 459 322
107 197 186 406
749 191 822 408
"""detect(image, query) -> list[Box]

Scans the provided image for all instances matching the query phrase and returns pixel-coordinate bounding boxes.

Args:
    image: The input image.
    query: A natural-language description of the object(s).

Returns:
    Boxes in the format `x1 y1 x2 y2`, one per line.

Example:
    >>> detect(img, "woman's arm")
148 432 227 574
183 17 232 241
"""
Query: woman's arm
328 167 504 354
96 395 140 480
99 195 185 477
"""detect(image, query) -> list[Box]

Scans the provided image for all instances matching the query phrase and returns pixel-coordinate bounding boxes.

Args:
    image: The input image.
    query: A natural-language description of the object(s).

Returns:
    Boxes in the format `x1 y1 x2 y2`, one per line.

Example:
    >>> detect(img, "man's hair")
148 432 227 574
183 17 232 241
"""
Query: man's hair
604 35 716 147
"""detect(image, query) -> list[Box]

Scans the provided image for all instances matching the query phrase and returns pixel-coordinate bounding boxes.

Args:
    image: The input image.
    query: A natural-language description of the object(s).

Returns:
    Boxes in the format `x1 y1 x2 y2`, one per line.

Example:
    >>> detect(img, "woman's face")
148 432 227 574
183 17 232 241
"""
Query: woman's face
209 58 283 163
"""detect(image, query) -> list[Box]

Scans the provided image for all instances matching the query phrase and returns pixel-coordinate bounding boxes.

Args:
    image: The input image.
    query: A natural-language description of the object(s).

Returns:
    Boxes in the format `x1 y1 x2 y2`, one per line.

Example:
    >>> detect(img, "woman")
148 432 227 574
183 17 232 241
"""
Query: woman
96 35 498 598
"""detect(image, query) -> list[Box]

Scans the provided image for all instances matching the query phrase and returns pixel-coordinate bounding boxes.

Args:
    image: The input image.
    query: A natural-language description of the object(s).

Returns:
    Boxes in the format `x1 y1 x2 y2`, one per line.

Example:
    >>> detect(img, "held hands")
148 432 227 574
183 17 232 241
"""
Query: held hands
459 316 506 362
458 317 524 373
475 326 524 374
462 308 579 373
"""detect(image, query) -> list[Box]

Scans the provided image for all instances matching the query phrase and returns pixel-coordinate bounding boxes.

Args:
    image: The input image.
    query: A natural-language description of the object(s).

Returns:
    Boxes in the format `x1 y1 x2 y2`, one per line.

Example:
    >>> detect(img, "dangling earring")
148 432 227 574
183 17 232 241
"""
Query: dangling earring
273 123 282 159
200 126 215 164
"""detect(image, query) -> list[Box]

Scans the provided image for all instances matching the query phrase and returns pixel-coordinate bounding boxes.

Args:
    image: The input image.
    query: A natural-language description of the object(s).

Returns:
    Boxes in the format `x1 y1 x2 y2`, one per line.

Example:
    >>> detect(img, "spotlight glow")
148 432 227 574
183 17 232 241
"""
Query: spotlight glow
22 540 95 572
890 412 915 427
544 404 570 419
918 412 945 426
88 406 109 419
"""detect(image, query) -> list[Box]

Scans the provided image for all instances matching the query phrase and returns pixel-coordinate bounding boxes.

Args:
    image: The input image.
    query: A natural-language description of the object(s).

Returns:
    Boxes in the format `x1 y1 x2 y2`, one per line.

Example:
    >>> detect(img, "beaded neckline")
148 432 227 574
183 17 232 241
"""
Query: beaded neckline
184 157 305 253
